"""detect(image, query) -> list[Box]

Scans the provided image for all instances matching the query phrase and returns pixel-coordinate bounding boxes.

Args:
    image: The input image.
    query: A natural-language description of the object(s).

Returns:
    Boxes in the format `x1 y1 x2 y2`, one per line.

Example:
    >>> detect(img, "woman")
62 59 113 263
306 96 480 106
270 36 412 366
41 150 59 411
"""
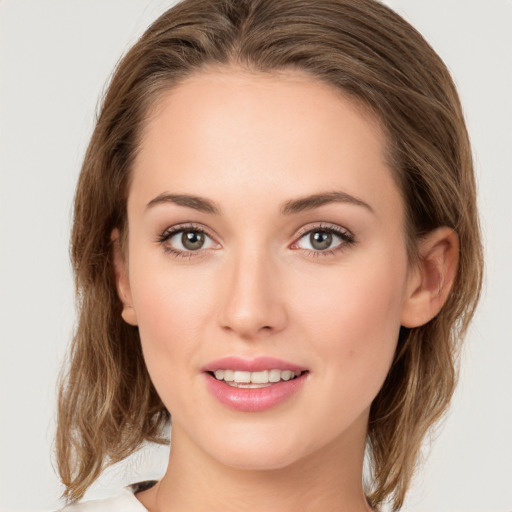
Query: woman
56 0 483 510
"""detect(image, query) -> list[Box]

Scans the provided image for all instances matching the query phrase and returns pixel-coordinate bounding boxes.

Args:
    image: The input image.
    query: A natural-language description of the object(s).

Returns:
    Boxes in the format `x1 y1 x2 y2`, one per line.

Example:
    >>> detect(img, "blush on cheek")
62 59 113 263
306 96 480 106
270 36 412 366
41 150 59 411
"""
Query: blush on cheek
307 266 403 386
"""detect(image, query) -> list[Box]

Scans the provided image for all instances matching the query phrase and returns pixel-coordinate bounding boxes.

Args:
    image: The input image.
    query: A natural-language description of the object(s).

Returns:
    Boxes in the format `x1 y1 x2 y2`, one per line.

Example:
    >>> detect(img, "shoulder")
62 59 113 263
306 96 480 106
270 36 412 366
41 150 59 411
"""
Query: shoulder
56 485 150 512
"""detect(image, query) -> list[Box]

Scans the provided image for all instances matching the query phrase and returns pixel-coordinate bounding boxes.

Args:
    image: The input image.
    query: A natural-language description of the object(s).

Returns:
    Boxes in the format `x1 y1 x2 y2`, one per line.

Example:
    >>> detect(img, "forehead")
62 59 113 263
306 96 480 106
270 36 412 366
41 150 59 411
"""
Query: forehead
130 67 401 222
140 66 388 158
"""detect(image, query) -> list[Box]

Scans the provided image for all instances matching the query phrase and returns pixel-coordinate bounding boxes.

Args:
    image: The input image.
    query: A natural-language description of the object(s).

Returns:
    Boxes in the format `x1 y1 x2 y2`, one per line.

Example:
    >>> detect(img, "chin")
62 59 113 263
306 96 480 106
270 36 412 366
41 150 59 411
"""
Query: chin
215 448 303 472
200 427 314 472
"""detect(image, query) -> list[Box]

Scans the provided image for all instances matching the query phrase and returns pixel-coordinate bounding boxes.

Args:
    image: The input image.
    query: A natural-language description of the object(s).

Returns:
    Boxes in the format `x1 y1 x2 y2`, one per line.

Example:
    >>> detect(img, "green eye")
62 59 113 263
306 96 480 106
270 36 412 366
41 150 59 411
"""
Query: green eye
294 225 354 254
181 231 205 250
160 227 218 254
309 231 333 250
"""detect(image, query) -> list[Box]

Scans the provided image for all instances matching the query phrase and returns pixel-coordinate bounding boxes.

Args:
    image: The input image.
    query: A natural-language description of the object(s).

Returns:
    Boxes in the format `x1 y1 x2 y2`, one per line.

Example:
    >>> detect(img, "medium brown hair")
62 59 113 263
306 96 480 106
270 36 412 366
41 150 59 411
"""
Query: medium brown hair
56 0 483 509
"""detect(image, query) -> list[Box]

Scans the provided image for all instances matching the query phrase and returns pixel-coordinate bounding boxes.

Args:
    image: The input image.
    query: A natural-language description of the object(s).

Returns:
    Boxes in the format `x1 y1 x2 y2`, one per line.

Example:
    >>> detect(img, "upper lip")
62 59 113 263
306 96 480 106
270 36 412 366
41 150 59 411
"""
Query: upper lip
202 356 308 373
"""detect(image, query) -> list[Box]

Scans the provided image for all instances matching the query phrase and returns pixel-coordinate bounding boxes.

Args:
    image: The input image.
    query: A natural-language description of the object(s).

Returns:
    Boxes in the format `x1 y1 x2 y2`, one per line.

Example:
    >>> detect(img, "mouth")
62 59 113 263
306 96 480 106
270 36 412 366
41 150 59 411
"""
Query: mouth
202 356 309 412
208 369 306 388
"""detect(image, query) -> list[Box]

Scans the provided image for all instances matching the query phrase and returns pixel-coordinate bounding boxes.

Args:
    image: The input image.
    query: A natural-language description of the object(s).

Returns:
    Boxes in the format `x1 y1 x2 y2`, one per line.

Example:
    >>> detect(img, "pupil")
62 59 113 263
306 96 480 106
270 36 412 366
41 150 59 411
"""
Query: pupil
310 231 332 250
182 231 204 250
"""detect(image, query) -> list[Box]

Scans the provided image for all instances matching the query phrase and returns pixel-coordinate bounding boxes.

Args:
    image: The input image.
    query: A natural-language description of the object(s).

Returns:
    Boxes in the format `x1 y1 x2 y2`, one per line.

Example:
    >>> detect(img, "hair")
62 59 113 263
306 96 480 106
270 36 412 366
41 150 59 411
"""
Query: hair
56 0 483 509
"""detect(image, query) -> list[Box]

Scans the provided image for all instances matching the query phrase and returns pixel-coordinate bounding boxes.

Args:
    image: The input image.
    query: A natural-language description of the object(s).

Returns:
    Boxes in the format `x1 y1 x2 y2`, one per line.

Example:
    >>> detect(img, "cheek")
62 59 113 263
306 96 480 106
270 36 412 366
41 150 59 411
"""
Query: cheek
128 259 217 400
293 252 408 397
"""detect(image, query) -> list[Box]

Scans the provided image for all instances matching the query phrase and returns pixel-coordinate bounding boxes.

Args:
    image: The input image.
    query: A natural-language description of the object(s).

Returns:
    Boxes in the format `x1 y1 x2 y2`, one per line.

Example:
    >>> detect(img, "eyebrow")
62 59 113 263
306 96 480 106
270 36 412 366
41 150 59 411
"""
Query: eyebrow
146 193 220 214
145 190 373 216
281 191 374 215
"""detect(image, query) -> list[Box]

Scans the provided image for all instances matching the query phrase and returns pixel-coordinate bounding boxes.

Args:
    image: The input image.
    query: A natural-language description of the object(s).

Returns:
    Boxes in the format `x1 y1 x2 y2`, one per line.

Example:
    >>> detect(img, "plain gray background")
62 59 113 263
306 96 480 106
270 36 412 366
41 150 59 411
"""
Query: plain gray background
1 1 511 511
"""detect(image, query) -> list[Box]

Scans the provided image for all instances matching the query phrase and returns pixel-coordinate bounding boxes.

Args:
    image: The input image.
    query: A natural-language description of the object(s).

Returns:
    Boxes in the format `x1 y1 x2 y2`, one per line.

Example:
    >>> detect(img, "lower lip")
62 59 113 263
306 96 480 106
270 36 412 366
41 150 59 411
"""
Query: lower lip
205 372 308 412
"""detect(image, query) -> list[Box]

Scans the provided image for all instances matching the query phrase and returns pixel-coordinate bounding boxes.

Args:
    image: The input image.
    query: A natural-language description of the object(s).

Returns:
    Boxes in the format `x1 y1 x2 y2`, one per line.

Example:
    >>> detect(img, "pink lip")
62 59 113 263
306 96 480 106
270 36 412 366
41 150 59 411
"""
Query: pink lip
202 356 309 413
204 373 308 412
202 356 307 373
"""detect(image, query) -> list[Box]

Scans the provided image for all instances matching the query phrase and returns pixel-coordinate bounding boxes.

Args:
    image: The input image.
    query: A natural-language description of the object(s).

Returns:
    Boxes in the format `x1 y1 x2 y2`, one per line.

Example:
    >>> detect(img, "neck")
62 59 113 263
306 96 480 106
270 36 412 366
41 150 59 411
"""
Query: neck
137 418 372 512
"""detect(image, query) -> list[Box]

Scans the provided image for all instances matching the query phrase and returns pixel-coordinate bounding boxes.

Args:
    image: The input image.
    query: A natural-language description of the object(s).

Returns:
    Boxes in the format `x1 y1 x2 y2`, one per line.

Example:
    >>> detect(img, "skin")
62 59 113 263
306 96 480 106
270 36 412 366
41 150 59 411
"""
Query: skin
113 67 458 512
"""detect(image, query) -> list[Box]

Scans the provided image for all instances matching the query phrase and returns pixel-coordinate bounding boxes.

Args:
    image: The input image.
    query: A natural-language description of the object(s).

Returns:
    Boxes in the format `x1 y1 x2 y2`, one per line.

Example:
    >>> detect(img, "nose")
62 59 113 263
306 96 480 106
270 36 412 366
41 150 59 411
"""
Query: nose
218 247 288 340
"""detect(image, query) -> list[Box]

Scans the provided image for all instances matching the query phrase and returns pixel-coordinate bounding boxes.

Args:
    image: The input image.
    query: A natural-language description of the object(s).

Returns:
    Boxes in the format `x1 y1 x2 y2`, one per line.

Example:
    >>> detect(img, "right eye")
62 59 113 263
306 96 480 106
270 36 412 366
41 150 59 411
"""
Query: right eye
158 225 219 256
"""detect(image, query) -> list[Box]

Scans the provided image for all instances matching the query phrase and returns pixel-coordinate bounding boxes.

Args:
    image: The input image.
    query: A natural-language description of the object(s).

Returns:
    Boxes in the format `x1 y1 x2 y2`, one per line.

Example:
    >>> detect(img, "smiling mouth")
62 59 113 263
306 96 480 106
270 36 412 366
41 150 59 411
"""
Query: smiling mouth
209 369 307 388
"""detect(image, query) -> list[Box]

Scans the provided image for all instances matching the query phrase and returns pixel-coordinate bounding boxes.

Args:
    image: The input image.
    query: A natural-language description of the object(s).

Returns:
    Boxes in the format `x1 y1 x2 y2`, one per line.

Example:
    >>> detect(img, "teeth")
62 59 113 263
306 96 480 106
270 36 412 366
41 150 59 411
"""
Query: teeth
251 370 269 384
233 370 251 383
269 369 281 382
212 369 303 385
281 370 293 381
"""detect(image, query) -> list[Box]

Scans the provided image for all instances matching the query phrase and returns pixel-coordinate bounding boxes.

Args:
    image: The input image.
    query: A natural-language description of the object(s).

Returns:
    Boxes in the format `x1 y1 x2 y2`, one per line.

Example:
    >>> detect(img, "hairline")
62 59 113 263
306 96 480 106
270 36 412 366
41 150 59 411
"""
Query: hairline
123 62 417 257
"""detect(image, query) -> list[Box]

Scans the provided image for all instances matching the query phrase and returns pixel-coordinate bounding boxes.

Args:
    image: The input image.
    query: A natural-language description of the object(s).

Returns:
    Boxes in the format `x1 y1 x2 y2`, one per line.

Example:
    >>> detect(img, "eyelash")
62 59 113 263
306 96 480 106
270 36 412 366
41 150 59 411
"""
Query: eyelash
291 223 356 258
157 223 216 259
156 222 355 259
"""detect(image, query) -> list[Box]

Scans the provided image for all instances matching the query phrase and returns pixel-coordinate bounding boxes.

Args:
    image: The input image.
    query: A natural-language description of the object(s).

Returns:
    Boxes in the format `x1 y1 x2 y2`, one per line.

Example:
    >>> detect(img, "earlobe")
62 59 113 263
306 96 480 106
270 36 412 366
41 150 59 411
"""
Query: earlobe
401 227 459 328
111 229 138 326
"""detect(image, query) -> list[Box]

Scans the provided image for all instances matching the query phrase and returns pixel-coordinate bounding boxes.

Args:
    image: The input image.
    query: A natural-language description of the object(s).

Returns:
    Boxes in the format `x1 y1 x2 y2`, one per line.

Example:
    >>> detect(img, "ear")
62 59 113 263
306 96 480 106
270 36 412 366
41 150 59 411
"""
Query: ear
401 227 459 328
111 229 138 326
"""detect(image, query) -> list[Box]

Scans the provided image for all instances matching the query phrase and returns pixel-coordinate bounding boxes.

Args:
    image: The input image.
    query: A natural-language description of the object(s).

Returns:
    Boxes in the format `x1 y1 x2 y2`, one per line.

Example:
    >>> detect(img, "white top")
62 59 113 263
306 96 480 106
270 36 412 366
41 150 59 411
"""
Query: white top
57 486 149 512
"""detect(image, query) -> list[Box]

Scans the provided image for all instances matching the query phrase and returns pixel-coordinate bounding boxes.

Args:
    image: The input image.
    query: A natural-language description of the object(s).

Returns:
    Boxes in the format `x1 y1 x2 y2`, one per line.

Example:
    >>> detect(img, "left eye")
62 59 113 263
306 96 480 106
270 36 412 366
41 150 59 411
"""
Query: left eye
295 229 349 251
165 229 217 252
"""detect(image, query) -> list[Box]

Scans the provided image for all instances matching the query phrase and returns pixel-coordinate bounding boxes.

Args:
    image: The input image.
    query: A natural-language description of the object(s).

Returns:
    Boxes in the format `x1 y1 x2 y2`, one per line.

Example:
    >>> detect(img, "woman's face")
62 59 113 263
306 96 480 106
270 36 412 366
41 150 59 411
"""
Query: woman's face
117 68 417 470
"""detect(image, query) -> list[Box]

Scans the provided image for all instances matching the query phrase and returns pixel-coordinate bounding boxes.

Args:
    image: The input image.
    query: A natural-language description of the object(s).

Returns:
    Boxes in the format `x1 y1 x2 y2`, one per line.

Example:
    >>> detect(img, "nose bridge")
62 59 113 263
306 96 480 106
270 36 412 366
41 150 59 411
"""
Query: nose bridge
219 242 286 338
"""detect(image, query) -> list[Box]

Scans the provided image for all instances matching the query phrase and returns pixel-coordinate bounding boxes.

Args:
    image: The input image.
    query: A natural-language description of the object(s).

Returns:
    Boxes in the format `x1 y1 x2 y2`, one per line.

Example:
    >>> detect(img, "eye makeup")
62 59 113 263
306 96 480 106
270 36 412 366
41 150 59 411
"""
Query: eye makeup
156 220 356 260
